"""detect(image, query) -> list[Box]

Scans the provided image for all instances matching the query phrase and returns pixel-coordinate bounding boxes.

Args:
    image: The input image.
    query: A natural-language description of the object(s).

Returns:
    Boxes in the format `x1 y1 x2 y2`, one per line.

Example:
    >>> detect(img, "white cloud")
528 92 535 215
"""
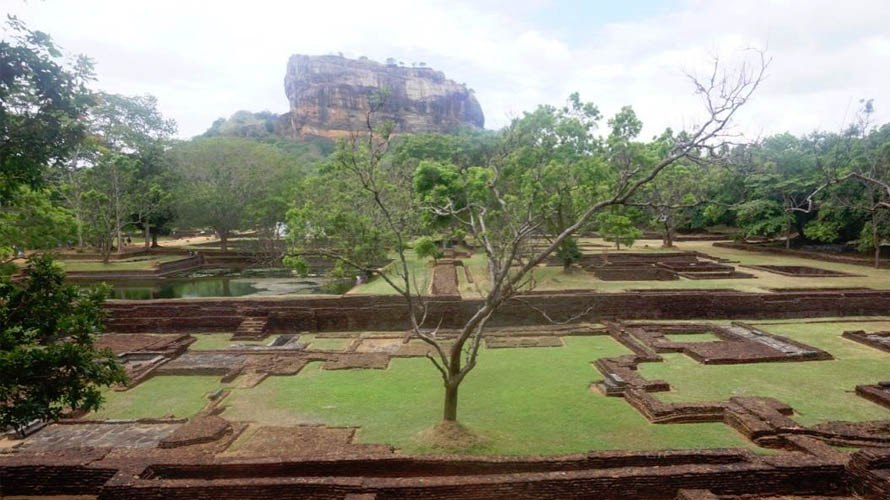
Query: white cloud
4 0 888 139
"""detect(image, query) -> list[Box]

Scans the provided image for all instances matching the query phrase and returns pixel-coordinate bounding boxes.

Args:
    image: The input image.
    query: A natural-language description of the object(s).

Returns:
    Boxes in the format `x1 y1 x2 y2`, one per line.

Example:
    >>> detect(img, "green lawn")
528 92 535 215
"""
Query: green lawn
640 321 890 426
221 336 758 455
350 250 433 295
91 376 223 420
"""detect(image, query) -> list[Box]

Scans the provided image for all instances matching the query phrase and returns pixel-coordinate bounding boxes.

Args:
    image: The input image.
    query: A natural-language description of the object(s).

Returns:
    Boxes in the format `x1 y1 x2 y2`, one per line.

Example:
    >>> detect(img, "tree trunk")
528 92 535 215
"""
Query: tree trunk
785 220 792 249
115 214 123 253
219 231 229 252
101 239 111 263
443 382 459 422
873 213 880 269
442 338 465 422
662 222 673 248
144 222 151 250
75 212 84 248
113 171 123 254
151 231 159 248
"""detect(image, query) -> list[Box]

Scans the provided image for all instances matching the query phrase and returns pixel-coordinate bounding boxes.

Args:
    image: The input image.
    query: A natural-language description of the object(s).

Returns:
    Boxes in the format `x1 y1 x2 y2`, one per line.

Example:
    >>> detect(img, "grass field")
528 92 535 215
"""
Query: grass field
221 336 759 455
88 318 890 454
349 250 432 295
640 321 890 426
91 376 223 420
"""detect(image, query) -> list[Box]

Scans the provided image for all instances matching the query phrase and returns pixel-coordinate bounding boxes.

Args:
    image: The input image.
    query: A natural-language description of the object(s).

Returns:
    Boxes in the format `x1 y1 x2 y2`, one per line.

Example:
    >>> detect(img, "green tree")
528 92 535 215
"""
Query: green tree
79 188 117 261
629 129 709 247
506 93 605 271
0 254 126 433
597 211 642 249
86 92 177 250
735 199 789 239
742 133 823 248
170 137 298 251
0 16 95 202
0 186 76 264
413 236 442 263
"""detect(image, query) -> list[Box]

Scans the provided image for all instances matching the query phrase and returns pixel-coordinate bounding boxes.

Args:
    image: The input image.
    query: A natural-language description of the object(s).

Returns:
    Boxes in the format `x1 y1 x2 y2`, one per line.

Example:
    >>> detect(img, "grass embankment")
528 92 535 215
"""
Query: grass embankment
641 321 890 426
349 250 432 295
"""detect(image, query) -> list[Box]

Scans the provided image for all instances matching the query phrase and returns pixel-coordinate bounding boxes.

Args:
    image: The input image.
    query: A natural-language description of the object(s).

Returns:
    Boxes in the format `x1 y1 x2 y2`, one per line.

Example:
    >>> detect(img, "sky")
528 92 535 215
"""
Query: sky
5 0 889 139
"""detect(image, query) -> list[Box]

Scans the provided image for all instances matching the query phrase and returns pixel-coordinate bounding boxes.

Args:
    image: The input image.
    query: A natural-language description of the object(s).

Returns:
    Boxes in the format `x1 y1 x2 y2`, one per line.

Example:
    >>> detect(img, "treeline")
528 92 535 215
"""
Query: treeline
0 18 324 266
3 17 889 275
288 96 890 270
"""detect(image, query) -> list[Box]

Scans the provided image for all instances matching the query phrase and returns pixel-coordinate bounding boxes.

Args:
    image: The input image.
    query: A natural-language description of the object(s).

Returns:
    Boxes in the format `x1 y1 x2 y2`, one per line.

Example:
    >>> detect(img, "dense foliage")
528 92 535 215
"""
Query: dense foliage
0 255 126 432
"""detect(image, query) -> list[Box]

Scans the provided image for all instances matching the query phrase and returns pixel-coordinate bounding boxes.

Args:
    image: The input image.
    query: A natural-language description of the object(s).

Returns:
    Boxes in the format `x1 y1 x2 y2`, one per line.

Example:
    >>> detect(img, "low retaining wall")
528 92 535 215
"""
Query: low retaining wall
103 288 890 333
65 255 203 281
0 448 849 500
53 249 158 261
0 449 117 496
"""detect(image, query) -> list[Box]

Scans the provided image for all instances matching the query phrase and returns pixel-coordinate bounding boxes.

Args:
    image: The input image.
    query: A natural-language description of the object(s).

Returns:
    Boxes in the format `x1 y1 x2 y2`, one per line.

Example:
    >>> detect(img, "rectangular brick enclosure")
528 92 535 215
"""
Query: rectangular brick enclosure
740 264 861 277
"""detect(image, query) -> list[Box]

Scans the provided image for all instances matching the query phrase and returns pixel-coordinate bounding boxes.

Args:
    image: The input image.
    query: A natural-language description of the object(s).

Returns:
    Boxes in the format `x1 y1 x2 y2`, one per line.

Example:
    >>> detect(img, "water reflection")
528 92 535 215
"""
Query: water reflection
105 269 353 299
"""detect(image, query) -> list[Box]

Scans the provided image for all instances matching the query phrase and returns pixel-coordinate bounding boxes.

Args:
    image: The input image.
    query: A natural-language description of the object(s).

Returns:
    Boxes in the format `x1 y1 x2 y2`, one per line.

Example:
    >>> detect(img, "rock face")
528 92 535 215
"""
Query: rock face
284 55 484 138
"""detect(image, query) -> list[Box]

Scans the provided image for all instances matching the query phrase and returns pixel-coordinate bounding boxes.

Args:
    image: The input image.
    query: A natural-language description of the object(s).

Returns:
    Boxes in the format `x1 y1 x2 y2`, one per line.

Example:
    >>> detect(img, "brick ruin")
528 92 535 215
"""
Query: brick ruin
844 329 890 354
102 287 890 334
5 286 890 498
740 264 862 277
592 321 889 449
578 251 754 281
429 259 461 297
3 425 888 498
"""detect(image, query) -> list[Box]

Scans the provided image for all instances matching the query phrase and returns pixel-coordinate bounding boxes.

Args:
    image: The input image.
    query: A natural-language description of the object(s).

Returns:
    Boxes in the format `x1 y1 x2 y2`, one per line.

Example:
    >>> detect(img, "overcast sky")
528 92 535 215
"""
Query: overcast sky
5 0 889 139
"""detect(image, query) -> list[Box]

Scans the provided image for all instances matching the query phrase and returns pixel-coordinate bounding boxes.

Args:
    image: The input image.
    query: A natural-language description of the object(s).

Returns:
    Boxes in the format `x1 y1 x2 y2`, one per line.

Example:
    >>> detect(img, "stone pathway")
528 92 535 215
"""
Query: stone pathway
17 423 180 451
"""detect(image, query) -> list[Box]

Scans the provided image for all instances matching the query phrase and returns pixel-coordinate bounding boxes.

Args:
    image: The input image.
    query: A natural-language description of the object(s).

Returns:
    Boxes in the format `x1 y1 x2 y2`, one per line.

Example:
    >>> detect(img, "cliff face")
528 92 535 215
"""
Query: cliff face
284 55 484 138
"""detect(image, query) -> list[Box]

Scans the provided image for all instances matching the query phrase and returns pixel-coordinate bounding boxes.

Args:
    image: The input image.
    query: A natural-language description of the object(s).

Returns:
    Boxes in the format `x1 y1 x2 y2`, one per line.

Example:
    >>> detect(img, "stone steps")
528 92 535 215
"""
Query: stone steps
231 317 269 340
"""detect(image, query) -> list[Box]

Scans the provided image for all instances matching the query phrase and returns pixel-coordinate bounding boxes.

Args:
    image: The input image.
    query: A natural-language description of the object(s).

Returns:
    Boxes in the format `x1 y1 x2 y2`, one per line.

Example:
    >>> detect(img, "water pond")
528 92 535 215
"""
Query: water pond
106 268 353 299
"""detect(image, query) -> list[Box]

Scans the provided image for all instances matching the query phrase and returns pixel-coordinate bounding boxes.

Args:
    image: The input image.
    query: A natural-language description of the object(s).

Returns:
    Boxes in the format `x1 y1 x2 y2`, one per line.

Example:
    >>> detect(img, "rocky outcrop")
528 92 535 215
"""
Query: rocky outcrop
284 55 484 138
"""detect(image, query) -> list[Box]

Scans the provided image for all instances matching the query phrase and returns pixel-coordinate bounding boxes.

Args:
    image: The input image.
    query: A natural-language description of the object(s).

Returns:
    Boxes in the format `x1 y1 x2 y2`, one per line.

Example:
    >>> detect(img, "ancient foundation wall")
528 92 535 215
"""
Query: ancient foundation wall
94 454 848 500
0 450 117 496
103 289 890 333
714 241 889 269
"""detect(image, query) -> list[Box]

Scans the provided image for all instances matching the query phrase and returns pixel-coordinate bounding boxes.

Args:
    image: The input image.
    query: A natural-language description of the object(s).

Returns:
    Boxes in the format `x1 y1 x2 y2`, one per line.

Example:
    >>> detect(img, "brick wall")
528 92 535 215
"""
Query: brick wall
102 289 890 333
